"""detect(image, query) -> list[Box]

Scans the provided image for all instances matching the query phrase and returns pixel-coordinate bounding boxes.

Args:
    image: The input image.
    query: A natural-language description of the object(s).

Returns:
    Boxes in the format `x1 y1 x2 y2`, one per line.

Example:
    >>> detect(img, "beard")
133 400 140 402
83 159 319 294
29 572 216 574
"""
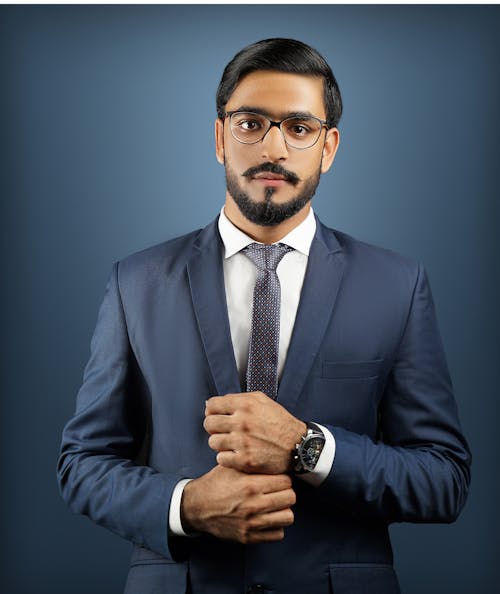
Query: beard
225 161 321 227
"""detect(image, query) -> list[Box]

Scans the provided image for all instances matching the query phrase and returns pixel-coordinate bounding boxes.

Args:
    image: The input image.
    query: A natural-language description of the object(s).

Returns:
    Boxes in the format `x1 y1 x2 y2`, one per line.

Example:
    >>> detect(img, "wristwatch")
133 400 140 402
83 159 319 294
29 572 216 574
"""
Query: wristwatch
292 422 325 474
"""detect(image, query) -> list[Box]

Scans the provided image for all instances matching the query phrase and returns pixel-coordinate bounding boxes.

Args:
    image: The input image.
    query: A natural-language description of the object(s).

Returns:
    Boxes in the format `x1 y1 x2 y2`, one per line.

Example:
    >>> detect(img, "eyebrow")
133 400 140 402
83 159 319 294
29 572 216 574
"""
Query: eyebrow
230 105 321 121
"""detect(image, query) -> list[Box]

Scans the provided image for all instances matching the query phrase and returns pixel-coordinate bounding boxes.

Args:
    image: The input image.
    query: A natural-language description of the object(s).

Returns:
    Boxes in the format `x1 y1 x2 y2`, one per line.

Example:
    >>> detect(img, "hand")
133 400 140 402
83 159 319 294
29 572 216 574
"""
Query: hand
180 465 296 544
204 391 307 474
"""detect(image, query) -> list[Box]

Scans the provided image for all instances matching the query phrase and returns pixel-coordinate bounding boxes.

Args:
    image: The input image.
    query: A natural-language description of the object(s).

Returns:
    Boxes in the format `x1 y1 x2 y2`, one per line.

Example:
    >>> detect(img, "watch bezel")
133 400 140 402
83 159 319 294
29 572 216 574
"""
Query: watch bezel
298 434 326 471
293 422 325 474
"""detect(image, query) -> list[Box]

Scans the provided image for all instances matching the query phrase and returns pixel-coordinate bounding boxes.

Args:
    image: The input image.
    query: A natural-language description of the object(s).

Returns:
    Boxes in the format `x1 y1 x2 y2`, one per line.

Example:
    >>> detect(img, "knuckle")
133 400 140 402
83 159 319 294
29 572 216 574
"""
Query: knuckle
245 455 259 472
242 453 252 468
247 476 262 497
245 479 259 497
245 504 259 518
241 401 252 414
245 513 258 527
239 418 250 433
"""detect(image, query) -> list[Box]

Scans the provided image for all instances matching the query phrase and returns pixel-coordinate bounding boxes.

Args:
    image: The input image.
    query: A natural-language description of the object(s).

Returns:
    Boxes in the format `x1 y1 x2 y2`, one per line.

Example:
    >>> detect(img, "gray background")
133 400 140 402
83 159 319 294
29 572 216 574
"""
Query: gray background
1 5 498 593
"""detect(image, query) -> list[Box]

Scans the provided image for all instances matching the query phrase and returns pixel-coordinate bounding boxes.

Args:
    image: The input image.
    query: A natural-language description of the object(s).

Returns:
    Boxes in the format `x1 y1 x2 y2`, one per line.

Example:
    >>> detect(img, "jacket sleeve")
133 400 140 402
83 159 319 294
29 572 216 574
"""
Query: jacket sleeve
323 263 471 523
57 262 183 560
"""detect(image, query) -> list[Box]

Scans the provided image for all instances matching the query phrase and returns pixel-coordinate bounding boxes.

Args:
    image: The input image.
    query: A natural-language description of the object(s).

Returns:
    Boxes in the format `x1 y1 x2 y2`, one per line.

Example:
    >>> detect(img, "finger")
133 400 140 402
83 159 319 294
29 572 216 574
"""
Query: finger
244 489 296 516
217 448 265 473
258 473 293 493
216 450 242 471
208 433 237 452
248 508 295 531
204 414 234 434
244 528 285 544
259 488 296 513
206 395 245 415
233 473 293 493
246 391 270 402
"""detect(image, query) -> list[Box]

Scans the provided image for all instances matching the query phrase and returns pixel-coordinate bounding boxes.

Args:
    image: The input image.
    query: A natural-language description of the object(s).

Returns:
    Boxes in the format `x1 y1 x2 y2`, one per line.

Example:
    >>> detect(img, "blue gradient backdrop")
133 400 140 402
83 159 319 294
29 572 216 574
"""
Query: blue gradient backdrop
1 5 498 593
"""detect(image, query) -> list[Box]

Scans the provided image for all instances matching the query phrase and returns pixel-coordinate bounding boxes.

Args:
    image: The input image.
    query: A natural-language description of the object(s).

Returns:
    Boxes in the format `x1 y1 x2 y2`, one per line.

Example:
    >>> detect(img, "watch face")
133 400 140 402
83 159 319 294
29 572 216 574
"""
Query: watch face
300 436 324 471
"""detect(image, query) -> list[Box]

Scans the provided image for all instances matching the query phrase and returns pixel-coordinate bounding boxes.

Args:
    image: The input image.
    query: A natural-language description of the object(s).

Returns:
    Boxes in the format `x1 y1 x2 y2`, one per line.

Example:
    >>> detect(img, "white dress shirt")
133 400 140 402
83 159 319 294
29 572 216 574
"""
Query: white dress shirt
169 207 336 536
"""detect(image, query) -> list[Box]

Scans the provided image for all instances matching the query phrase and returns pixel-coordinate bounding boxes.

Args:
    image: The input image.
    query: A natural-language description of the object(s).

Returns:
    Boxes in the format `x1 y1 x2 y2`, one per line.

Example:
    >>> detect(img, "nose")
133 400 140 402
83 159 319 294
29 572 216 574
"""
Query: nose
260 124 288 161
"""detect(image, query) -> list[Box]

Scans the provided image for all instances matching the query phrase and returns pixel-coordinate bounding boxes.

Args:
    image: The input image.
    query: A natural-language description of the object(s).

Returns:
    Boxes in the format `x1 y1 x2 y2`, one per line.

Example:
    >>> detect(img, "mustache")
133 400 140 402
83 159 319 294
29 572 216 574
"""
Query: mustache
242 163 300 186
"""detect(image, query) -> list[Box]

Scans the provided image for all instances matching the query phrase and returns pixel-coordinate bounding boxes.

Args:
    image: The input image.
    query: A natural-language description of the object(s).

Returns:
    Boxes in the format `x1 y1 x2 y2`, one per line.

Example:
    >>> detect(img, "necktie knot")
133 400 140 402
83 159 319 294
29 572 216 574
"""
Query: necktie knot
243 243 292 272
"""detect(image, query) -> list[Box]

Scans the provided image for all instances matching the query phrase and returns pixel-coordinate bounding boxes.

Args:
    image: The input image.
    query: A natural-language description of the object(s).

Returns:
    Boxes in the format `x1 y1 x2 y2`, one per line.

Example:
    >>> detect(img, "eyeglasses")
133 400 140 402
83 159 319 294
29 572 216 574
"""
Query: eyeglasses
224 111 328 150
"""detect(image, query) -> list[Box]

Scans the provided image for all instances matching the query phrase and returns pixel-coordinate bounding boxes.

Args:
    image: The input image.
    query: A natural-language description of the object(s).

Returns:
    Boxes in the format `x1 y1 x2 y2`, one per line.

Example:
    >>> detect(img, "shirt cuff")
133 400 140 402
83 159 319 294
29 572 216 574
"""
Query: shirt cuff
297 423 336 487
168 478 194 537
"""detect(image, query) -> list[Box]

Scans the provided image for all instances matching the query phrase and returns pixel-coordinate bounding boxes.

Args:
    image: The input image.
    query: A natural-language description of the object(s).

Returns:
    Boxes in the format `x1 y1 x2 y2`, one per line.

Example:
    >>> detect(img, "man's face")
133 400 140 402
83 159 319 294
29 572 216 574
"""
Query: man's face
215 70 339 226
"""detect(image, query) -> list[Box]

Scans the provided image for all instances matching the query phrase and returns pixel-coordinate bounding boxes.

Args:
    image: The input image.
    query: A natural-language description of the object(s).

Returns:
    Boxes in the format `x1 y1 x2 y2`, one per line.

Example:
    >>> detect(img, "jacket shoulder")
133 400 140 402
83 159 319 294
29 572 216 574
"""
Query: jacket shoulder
322 221 420 274
115 227 204 286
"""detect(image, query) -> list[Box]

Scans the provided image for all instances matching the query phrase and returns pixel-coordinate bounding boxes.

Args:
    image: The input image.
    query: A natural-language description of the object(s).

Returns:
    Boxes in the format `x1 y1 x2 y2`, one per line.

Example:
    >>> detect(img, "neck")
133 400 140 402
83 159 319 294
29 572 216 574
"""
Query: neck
224 194 311 244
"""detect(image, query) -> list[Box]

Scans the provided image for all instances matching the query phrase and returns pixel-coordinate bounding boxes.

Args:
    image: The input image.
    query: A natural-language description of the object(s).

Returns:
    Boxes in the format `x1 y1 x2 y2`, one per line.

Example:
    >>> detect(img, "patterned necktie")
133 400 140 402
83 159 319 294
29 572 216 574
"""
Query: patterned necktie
243 243 293 399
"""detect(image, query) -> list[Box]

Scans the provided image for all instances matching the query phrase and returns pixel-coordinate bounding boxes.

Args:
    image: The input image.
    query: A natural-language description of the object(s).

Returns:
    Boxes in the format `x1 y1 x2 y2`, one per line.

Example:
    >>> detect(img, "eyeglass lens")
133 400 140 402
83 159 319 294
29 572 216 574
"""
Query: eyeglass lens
229 112 323 149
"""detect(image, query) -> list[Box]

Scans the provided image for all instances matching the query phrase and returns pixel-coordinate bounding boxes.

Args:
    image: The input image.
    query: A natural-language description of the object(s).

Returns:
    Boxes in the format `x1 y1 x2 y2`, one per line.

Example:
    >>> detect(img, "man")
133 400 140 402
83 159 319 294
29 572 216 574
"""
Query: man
58 38 471 594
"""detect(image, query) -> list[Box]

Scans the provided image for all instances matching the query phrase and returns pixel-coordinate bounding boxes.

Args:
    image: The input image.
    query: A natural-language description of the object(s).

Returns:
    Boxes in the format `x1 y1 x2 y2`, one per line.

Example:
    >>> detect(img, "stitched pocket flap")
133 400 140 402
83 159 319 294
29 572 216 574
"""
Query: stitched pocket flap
323 359 382 380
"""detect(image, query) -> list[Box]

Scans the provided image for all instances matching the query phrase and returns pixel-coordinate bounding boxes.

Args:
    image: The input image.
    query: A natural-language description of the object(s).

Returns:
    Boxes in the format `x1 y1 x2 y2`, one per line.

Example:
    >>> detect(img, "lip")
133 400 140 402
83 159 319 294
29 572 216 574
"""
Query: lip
252 178 288 187
253 172 286 180
251 172 288 187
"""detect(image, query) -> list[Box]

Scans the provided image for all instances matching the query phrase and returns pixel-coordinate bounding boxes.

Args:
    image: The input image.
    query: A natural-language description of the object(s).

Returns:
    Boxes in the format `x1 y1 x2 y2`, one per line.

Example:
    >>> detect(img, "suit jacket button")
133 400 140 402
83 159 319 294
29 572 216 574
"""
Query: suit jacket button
247 586 265 594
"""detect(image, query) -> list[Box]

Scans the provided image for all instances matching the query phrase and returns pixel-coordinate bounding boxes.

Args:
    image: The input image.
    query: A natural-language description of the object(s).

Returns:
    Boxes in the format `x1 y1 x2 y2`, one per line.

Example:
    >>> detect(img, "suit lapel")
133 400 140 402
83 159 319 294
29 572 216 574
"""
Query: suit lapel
187 216 345 406
187 218 241 397
277 219 345 413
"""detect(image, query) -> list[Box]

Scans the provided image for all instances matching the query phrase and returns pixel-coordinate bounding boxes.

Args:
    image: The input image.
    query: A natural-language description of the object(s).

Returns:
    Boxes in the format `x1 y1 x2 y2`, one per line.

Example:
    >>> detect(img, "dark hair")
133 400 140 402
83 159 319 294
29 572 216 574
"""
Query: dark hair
216 38 342 129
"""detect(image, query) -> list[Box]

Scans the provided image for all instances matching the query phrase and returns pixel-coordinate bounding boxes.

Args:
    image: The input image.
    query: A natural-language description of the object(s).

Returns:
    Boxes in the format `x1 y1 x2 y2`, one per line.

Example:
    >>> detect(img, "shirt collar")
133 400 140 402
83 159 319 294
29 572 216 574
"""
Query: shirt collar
218 205 316 259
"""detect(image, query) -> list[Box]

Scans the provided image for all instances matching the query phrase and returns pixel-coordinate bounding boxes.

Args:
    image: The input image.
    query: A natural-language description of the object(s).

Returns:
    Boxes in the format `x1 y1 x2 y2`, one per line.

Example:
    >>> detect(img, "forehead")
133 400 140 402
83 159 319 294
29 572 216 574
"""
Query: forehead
226 70 326 119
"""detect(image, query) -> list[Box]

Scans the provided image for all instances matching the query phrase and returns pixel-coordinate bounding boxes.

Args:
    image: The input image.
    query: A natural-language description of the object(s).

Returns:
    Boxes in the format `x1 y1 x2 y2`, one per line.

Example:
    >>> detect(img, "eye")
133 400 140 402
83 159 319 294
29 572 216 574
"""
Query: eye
284 118 316 138
290 124 310 136
231 113 265 132
240 119 262 131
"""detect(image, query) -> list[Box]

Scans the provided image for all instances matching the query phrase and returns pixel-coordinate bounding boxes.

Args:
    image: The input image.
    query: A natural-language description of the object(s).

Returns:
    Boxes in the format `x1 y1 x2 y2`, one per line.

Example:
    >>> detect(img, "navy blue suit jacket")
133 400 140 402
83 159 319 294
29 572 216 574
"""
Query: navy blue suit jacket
58 216 471 594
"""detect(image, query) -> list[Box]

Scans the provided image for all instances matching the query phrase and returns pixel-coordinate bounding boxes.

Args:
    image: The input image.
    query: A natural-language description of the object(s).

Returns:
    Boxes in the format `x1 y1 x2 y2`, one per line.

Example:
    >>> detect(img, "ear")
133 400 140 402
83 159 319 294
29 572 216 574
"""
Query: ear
320 127 340 174
215 118 225 165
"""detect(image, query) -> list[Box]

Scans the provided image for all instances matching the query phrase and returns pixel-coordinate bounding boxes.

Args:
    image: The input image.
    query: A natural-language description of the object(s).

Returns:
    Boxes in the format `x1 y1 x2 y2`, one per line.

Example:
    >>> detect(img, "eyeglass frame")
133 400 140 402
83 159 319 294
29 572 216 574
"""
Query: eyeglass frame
223 110 329 150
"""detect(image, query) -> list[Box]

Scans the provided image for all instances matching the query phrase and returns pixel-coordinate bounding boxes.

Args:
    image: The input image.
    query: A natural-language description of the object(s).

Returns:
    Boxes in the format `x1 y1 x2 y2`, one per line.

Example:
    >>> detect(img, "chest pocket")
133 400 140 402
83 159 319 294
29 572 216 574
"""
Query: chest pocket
301 359 385 436
322 359 383 380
